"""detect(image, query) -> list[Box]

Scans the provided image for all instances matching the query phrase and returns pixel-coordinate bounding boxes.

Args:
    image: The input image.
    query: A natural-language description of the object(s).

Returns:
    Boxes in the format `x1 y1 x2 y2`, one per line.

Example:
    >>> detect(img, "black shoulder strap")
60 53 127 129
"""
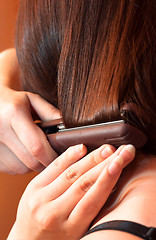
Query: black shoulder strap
81 220 156 240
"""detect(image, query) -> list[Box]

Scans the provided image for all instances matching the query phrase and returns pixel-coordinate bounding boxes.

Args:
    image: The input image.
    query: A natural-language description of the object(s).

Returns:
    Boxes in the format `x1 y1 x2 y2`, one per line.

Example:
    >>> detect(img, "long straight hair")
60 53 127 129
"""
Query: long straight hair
15 0 156 132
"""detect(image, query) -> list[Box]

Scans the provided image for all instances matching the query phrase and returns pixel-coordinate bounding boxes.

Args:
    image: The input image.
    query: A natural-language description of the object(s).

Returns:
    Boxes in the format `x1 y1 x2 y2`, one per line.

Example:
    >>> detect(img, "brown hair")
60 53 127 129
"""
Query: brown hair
15 0 156 132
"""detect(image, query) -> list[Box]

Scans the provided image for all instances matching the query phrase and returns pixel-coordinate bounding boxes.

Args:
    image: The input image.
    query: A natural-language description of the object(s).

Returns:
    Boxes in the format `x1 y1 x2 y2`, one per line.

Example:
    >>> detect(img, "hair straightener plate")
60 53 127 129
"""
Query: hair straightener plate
38 118 147 154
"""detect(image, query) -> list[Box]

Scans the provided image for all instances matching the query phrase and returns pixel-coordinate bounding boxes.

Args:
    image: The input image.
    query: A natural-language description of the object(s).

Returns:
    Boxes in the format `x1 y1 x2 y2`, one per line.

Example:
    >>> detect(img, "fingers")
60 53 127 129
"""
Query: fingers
6 92 60 169
13 145 135 239
42 145 115 200
32 144 88 187
27 92 61 120
0 142 30 174
10 107 58 168
35 145 135 237
0 162 15 174
1 128 45 172
0 89 61 173
70 146 135 226
26 144 115 234
56 145 135 218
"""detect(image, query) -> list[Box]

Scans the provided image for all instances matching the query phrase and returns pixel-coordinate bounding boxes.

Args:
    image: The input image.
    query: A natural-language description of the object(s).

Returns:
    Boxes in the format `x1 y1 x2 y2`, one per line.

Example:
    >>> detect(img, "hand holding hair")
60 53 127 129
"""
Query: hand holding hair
0 49 61 174
7 144 135 240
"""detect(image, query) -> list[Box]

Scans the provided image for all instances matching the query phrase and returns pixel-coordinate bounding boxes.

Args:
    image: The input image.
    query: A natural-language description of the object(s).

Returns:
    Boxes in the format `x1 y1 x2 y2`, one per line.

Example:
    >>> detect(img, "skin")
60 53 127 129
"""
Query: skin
7 144 135 240
0 49 60 174
82 152 156 240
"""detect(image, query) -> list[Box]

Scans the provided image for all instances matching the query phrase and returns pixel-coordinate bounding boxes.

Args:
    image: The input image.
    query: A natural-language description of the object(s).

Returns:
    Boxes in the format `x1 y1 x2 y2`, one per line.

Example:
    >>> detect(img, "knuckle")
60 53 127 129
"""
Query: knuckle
27 194 40 216
47 106 57 116
36 208 58 231
53 157 61 168
81 200 99 216
9 95 27 112
21 153 42 171
65 167 80 182
103 144 116 153
26 189 53 231
7 101 21 116
15 165 31 175
37 215 51 231
28 161 42 171
79 176 94 193
88 151 99 166
0 126 7 139
30 142 44 159
8 94 28 117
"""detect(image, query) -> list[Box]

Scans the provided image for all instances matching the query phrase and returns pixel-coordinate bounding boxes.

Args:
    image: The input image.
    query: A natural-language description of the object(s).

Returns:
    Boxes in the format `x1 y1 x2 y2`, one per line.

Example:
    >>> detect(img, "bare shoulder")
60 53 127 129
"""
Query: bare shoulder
81 230 142 240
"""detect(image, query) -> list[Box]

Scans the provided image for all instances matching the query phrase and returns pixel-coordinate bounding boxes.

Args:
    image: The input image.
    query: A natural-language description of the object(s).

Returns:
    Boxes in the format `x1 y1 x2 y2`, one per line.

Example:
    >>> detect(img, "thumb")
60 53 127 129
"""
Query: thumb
26 92 61 121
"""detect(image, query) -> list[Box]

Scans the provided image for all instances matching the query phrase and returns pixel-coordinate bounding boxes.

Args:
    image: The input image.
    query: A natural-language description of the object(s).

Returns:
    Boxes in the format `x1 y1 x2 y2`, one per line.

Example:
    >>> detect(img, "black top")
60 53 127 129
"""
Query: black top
81 220 156 240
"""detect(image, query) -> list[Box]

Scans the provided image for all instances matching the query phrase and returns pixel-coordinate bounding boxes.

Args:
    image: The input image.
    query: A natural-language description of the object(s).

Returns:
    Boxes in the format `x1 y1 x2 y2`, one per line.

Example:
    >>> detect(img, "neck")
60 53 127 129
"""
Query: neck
93 150 156 227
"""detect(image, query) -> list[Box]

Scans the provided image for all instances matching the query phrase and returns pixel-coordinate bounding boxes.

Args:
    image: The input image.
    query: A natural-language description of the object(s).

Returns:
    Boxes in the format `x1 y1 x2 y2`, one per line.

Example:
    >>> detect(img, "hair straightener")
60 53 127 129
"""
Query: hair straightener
38 115 147 154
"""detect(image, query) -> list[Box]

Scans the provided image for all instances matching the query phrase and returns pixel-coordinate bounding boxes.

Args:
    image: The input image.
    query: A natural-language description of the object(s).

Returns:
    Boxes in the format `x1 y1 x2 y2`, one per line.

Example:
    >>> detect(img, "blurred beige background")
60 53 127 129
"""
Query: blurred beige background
0 1 37 239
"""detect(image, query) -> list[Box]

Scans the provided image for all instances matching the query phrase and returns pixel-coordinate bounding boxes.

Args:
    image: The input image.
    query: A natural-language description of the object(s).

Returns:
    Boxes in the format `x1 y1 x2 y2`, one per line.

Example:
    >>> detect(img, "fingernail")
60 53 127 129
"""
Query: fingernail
74 144 83 153
108 145 135 175
101 146 114 159
108 155 123 175
119 144 135 162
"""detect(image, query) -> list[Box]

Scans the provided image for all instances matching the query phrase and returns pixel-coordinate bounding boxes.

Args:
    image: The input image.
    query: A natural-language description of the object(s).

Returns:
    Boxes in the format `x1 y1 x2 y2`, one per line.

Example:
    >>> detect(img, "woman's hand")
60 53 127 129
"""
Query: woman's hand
7 144 135 240
0 49 60 174
0 87 60 174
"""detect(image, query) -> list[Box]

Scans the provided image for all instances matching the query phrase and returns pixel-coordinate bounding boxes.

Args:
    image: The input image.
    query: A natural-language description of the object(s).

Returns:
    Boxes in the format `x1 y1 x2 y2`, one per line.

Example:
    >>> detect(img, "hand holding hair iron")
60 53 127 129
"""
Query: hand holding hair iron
38 117 147 154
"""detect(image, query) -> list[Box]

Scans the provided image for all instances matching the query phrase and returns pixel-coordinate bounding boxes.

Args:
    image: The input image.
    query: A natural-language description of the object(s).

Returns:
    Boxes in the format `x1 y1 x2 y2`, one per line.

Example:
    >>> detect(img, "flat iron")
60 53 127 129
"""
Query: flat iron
38 116 147 154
